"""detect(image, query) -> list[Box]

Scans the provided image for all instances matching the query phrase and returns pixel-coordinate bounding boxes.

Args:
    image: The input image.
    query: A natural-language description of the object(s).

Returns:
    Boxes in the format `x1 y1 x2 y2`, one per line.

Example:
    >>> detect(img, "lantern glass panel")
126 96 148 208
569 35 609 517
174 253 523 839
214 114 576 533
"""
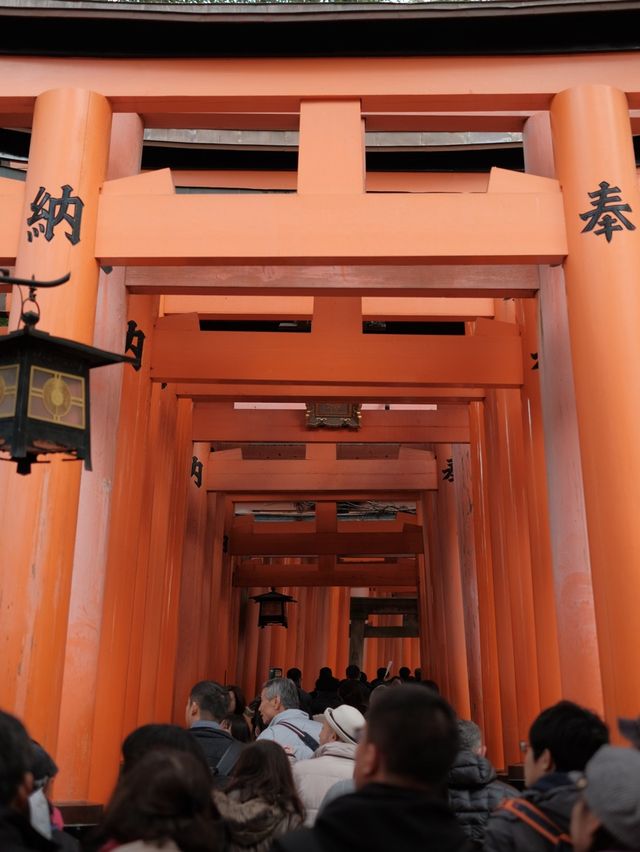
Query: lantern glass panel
27 366 86 429
261 602 283 618
0 364 19 419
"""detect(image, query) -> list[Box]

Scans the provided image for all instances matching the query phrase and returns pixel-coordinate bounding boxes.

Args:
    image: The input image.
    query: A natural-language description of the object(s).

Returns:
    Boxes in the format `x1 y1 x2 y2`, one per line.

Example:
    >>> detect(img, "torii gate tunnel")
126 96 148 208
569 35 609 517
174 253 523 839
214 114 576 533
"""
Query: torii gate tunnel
1 39 640 803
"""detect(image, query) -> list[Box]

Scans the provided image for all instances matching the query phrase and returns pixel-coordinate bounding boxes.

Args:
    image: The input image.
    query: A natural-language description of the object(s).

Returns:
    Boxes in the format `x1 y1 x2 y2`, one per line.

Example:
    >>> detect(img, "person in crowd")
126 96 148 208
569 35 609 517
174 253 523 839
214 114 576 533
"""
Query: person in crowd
617 715 640 749
484 700 610 852
228 686 247 717
186 681 244 782
29 742 78 851
336 680 368 717
0 709 58 852
310 670 340 716
369 667 388 690
246 699 265 739
338 666 369 710
447 720 517 848
422 679 440 694
121 724 210 776
221 715 252 744
286 669 312 717
274 685 474 852
96 750 222 852
292 705 365 826
257 679 322 762
399 666 414 683
213 740 304 852
570 745 640 852
358 672 370 691
414 668 422 682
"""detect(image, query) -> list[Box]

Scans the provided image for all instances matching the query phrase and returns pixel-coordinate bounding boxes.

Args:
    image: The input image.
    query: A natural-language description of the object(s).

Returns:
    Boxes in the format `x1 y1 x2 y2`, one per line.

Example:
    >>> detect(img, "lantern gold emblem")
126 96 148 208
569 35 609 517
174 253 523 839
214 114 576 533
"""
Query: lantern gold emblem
28 367 85 429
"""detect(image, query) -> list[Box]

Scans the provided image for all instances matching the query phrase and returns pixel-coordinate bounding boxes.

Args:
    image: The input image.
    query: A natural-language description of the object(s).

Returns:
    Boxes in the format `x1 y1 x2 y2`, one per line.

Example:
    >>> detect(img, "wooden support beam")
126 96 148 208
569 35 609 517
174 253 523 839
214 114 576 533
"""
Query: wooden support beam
229 525 423 556
162 295 496 321
178 383 486 403
98 192 564 266
361 625 419 638
350 596 418 617
233 562 418 587
206 449 436 493
3 54 640 112
152 322 523 387
193 404 469 443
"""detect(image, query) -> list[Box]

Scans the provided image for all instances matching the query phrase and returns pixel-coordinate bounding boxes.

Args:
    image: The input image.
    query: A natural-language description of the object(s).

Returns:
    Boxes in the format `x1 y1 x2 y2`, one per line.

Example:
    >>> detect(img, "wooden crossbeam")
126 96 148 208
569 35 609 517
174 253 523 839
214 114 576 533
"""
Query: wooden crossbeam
206 450 436 493
193 403 469 443
97 192 564 266
128 265 538 297
229 524 423 556
153 322 522 387
2 55 640 112
350 596 418 617
232 562 418 587
177 383 485 403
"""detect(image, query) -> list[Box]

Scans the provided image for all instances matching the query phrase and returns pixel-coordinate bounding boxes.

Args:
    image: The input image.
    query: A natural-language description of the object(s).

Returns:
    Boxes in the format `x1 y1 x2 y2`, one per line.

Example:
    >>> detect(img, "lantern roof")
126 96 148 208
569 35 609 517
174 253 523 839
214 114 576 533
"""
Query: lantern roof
0 326 132 370
250 587 297 604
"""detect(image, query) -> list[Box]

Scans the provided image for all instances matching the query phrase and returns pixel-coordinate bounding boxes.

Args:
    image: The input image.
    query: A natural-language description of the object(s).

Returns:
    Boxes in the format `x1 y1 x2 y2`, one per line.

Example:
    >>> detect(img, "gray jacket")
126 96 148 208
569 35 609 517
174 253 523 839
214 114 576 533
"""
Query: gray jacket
258 709 322 761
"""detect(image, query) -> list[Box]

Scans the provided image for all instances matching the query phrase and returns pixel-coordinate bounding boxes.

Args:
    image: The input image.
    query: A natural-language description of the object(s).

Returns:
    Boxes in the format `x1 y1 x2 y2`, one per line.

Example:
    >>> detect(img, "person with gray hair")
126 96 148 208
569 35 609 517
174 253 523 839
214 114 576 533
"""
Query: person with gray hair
448 719 517 848
258 678 323 762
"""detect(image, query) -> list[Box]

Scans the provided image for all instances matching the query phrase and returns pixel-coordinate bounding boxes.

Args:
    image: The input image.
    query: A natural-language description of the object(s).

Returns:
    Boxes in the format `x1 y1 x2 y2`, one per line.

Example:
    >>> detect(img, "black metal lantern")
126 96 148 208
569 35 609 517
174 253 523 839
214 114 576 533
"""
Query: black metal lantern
0 270 134 475
250 587 297 628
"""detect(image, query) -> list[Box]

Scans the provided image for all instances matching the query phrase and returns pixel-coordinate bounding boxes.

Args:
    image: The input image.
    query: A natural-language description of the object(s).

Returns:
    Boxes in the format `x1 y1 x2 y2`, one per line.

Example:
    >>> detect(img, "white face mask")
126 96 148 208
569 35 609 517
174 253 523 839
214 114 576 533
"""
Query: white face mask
29 787 52 839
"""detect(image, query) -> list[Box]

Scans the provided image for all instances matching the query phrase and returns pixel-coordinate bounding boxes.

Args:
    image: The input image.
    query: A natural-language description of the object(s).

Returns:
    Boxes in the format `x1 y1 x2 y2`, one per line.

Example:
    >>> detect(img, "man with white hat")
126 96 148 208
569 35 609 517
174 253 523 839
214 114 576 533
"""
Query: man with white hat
292 704 365 825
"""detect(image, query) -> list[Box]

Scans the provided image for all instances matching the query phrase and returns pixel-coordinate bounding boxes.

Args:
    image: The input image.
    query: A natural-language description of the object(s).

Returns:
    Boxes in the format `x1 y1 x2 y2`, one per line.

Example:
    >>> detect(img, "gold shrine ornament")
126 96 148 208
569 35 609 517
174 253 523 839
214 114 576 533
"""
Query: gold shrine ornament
42 376 72 418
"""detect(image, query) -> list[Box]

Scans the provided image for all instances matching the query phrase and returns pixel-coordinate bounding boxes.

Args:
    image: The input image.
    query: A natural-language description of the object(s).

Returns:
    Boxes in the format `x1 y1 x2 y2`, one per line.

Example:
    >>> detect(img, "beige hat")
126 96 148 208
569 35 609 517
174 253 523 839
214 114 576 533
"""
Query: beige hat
324 704 365 745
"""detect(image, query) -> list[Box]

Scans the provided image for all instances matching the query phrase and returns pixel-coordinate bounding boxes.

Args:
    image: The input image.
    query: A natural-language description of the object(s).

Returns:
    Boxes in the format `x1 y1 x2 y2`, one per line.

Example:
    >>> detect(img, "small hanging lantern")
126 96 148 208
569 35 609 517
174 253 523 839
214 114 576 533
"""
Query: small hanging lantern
250 587 297 628
0 270 135 475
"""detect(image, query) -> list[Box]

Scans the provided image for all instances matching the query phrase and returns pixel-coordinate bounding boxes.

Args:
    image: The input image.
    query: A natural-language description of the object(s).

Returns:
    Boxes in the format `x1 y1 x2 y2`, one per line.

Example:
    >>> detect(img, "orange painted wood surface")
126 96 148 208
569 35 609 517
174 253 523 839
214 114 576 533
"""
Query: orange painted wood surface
468 402 505 770
3 54 640 112
152 324 523 387
551 84 640 727
297 100 364 194
192 404 470 443
0 89 112 763
233 563 418 587
206 452 436 493
127 265 539 298
97 192 565 266
162 295 495 320
55 114 145 801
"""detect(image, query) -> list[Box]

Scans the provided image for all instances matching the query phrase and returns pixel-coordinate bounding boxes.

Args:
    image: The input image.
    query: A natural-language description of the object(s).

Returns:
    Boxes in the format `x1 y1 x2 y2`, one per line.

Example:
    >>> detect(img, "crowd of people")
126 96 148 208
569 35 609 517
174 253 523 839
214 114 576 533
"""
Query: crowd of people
2 663 640 852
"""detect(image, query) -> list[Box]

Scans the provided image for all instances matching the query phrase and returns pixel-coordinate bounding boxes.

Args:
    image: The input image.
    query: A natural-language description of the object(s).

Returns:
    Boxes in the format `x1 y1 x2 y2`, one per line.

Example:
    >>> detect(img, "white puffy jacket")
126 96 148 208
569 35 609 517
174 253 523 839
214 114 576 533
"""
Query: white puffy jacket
292 740 357 826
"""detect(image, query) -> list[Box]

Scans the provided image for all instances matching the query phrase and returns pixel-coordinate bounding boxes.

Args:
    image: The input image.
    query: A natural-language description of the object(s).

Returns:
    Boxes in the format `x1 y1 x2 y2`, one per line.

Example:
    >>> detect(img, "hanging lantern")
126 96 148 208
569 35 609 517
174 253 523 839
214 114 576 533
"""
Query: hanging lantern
0 270 135 475
250 587 297 628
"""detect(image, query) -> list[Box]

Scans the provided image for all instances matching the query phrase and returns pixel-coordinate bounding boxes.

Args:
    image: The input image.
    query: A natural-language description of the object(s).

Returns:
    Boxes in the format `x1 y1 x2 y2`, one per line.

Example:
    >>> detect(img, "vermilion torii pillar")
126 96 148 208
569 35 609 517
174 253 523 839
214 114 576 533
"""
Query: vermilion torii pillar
0 89 111 751
551 85 640 723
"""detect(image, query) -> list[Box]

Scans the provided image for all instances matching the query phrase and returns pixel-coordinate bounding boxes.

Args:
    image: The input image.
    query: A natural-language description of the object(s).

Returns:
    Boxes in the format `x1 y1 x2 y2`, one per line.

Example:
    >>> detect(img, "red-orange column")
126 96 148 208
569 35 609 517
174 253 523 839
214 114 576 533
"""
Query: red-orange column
452 442 484 731
468 402 505 769
483 384 540 763
524 111 604 714
0 89 111 753
551 85 640 723
87 294 159 803
172 441 211 721
435 444 471 718
56 115 144 800
506 295 563 709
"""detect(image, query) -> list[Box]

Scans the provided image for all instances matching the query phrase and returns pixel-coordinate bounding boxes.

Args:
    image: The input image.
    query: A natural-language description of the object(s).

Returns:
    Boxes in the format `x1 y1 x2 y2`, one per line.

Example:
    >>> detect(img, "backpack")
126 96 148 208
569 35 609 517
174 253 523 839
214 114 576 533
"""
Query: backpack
275 720 320 752
498 798 573 850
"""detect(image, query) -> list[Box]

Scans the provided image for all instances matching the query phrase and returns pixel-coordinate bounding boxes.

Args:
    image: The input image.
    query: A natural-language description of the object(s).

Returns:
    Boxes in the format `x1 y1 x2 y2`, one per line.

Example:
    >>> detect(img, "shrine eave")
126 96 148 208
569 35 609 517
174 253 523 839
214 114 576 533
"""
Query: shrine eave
0 0 639 59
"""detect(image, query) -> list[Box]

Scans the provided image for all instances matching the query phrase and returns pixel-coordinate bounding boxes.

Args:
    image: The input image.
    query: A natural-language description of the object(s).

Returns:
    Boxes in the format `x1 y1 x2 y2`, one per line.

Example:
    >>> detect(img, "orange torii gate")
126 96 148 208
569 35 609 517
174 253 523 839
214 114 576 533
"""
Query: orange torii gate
0 39 639 803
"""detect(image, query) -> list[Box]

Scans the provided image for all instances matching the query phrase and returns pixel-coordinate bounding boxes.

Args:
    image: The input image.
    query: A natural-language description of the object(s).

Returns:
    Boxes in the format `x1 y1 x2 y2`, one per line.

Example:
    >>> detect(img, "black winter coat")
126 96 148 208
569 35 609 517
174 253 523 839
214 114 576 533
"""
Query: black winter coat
189 723 242 786
0 807 60 852
483 773 577 852
447 750 518 848
273 782 474 852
